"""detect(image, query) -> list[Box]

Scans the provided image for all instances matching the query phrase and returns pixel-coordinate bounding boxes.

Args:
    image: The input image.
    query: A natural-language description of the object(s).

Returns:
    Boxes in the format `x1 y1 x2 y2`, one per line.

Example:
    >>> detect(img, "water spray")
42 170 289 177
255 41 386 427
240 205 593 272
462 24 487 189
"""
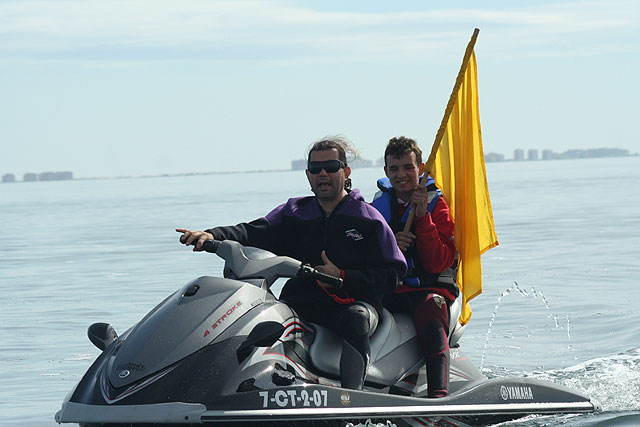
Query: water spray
479 281 571 372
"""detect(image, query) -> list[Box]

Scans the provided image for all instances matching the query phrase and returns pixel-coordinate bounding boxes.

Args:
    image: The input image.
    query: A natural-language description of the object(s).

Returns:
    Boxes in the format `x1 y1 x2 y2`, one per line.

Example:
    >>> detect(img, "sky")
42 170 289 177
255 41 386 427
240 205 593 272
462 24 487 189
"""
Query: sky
1 0 639 178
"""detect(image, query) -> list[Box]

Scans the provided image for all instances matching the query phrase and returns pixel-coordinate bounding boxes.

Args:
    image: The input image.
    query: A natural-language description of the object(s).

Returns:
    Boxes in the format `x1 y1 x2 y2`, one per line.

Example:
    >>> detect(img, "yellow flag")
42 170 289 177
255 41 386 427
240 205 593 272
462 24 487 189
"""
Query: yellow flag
427 42 498 325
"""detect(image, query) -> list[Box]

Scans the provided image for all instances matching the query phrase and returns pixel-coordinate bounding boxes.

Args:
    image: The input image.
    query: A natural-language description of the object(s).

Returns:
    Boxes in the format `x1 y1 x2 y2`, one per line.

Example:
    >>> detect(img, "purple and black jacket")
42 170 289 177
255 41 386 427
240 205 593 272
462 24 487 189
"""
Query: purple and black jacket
205 189 407 315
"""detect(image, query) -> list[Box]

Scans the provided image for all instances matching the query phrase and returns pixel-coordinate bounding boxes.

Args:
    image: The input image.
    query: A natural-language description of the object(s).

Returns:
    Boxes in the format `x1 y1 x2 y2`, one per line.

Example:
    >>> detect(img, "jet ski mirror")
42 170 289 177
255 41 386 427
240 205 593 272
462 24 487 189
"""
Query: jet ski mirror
88 322 118 351
237 321 285 363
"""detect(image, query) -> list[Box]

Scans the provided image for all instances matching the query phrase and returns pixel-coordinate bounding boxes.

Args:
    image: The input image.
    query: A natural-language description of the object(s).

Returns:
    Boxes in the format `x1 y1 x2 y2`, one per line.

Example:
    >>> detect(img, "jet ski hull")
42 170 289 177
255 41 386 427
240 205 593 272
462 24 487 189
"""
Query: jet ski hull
55 241 600 426
57 376 600 426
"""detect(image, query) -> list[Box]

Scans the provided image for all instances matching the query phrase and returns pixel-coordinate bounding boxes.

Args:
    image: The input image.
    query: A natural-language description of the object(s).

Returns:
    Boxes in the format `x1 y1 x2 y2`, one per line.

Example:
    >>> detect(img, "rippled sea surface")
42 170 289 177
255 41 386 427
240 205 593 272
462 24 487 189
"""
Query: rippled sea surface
1 157 639 426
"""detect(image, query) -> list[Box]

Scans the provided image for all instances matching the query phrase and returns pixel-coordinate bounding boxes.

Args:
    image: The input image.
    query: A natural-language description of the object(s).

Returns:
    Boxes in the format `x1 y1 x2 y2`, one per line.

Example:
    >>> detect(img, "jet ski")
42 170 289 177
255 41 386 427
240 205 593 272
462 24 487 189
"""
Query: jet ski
56 239 601 426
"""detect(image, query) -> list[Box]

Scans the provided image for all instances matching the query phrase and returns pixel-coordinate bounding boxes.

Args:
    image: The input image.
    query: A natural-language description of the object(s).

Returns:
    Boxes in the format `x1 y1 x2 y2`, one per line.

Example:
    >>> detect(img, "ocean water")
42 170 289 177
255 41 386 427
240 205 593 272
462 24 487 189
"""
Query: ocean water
1 156 639 426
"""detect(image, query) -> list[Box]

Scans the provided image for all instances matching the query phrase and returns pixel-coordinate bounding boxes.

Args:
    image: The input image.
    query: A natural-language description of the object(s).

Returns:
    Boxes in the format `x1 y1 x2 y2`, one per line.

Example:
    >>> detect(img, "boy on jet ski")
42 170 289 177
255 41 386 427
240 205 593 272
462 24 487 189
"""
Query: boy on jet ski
372 136 458 398
177 135 407 391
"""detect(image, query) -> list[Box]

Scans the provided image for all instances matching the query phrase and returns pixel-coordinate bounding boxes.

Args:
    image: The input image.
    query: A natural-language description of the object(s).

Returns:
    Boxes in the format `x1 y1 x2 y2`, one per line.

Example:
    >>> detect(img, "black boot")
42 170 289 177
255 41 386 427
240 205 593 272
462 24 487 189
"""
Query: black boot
339 340 368 390
425 352 449 398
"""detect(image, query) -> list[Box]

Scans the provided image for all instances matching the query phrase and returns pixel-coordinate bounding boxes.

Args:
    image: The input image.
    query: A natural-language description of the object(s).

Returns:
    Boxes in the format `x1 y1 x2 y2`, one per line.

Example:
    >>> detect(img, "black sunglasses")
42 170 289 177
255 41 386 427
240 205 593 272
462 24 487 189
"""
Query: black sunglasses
307 160 346 174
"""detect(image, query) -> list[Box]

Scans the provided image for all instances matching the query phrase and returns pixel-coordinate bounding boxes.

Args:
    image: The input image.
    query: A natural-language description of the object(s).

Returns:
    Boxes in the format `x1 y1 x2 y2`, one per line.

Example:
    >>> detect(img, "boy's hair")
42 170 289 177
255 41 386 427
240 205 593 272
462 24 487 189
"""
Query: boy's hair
384 136 422 166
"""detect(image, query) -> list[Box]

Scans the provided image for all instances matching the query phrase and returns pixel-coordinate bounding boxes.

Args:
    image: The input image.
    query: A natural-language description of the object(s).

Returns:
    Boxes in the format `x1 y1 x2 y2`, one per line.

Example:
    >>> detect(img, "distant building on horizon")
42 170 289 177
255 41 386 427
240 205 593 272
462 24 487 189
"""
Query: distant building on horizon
528 149 539 161
557 148 629 159
514 149 525 161
38 171 73 181
349 157 373 168
485 152 505 162
291 159 306 171
2 173 16 183
16 171 74 182
542 149 553 160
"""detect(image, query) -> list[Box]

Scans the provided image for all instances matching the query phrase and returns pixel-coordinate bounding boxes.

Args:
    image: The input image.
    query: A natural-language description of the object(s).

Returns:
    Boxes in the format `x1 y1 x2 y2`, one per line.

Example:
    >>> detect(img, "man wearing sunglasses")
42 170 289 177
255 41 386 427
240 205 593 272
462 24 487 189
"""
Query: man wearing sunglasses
177 136 406 391
371 136 458 398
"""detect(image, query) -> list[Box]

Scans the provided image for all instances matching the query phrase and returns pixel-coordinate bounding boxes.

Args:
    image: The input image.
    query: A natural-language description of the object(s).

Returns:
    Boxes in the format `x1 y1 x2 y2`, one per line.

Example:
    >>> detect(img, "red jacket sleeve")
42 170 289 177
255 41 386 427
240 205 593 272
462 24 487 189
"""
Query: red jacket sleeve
413 197 456 273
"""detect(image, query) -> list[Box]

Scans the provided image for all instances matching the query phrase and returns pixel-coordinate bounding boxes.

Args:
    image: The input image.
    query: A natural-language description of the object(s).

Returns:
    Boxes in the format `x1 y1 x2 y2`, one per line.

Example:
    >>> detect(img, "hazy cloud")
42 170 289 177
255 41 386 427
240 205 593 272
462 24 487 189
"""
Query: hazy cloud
0 0 637 63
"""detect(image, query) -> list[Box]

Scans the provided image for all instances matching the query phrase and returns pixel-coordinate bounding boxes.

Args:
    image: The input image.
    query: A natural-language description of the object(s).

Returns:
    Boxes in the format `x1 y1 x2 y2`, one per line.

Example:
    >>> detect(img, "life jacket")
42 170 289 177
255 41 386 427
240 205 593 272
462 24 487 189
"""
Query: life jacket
372 176 458 297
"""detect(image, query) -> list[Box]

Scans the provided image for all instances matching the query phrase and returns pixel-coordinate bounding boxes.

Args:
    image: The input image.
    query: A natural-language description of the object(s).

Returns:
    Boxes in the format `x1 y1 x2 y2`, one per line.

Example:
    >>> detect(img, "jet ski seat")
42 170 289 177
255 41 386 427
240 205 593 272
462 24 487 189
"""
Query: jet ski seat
307 307 423 386
306 291 466 386
448 292 466 348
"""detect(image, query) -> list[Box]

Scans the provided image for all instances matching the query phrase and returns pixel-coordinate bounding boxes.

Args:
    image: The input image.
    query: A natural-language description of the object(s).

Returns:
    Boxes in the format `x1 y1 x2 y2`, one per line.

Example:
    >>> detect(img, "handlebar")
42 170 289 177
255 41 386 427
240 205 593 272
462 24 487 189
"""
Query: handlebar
202 239 221 253
179 236 343 288
297 264 343 289
179 236 221 253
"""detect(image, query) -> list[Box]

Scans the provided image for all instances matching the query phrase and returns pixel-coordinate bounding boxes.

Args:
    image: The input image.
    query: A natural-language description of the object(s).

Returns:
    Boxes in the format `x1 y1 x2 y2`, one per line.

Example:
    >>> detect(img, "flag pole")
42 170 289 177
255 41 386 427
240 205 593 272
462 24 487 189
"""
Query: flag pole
403 28 480 233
